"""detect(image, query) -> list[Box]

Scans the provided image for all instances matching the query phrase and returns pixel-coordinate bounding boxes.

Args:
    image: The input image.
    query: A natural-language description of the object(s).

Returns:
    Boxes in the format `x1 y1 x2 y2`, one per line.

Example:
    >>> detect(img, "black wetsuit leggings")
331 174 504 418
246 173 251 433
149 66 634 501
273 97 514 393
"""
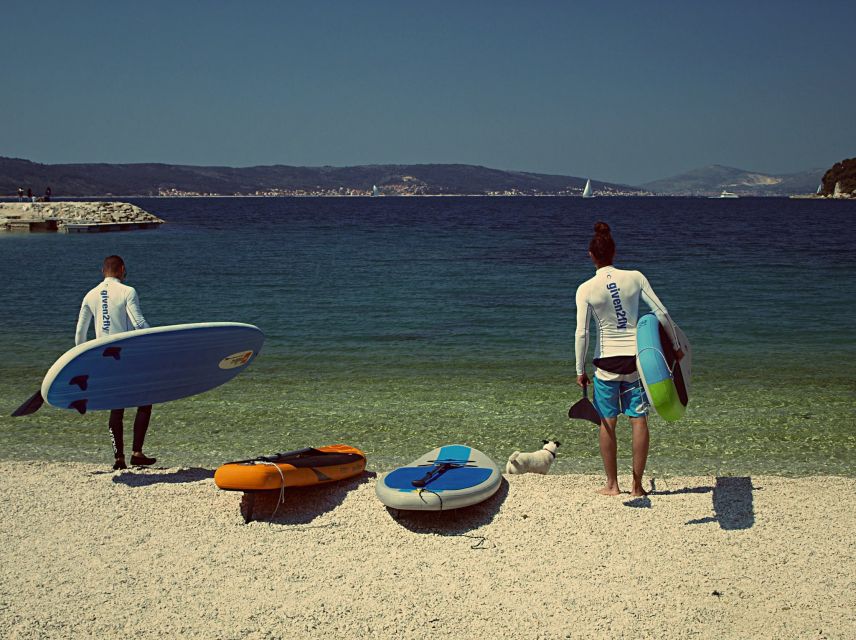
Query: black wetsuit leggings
108 405 152 457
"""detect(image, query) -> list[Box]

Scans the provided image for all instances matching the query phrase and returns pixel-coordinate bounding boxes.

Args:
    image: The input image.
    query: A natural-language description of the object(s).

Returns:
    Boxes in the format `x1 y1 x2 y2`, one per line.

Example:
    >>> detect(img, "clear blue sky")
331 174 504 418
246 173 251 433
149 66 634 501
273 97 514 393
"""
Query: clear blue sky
2 0 853 184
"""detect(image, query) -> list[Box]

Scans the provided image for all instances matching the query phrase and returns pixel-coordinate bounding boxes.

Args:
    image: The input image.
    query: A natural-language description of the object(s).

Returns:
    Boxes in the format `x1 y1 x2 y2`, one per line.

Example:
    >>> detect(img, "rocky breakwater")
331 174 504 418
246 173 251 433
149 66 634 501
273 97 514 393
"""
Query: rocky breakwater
0 201 164 232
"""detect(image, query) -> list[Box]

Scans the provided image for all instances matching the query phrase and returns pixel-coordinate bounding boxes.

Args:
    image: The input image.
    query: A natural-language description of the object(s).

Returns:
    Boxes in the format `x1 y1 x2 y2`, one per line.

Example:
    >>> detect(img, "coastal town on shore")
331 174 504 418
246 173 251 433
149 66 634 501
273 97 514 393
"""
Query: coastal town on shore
155 183 649 198
4 157 854 200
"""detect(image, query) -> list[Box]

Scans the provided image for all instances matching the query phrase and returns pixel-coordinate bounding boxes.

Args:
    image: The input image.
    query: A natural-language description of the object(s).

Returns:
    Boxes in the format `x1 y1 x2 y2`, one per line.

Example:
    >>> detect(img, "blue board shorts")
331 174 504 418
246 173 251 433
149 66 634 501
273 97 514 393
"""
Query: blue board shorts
593 377 649 419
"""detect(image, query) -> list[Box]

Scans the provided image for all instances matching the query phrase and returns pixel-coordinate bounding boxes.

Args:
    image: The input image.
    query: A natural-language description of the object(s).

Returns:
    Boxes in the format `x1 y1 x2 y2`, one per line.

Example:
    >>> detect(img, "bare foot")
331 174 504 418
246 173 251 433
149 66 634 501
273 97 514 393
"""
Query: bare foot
598 486 621 496
630 487 649 497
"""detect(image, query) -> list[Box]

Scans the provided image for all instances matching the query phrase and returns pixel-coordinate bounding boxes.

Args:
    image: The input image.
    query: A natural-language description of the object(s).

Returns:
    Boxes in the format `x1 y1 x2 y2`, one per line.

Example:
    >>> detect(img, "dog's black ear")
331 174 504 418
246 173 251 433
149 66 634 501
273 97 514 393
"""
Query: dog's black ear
542 439 549 444
555 441 561 447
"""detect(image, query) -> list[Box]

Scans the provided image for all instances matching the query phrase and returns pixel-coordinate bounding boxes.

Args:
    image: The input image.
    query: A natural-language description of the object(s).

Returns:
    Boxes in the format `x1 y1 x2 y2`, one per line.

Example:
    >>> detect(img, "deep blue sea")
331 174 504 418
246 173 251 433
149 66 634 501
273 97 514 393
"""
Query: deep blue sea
1 196 854 475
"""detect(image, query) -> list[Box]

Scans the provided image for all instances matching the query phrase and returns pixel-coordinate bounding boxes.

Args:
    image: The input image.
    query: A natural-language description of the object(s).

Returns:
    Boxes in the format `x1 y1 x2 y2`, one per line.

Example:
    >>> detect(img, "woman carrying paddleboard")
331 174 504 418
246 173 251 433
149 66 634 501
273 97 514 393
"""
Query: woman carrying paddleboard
574 222 682 497
75 255 156 471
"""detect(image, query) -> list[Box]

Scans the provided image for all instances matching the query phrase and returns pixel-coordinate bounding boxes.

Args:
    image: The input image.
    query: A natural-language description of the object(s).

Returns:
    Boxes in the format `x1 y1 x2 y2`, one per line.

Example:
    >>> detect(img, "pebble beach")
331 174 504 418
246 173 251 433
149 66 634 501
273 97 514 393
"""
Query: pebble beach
5 4 856 640
1 460 853 639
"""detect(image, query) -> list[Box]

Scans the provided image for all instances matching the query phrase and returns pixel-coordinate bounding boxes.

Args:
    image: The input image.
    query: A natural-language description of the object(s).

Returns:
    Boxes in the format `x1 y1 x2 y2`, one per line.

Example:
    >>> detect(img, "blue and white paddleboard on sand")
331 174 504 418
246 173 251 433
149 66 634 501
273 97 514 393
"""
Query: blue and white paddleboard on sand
376 445 502 511
40 322 264 413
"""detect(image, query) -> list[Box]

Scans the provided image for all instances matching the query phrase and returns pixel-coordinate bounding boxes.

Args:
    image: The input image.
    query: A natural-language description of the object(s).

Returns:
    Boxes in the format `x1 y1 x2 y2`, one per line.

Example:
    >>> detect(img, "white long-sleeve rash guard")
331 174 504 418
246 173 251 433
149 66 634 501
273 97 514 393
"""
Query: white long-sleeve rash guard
575 266 679 382
75 277 150 345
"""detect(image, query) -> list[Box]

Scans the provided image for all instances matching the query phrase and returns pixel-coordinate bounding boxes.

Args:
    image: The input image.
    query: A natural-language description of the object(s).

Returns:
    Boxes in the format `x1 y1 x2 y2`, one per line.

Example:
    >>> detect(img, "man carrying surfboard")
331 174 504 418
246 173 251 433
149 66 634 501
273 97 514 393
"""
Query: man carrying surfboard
574 223 682 497
75 255 156 470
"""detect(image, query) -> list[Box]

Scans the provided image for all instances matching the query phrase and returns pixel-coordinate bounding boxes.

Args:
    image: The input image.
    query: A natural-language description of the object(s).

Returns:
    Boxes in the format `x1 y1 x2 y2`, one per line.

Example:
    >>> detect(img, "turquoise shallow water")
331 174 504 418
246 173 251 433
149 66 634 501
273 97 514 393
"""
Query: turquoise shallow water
1 196 854 475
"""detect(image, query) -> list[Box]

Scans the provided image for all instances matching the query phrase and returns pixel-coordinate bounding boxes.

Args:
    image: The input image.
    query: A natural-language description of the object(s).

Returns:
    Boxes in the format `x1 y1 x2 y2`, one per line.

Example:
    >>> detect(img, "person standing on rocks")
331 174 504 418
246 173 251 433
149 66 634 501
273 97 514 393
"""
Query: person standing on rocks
27 188 33 201
17 187 24 201
75 255 157 471
44 187 52 202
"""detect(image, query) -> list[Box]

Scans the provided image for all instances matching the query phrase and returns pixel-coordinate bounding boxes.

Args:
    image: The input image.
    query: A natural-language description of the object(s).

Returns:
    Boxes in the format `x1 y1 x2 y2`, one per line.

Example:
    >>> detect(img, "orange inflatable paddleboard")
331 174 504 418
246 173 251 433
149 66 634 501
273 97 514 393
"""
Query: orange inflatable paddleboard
214 445 366 491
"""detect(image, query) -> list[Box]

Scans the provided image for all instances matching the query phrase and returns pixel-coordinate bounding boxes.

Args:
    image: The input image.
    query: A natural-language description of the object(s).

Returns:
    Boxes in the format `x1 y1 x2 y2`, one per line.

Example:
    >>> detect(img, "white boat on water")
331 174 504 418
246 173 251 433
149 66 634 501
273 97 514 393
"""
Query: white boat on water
582 179 594 198
371 185 380 197
710 190 739 198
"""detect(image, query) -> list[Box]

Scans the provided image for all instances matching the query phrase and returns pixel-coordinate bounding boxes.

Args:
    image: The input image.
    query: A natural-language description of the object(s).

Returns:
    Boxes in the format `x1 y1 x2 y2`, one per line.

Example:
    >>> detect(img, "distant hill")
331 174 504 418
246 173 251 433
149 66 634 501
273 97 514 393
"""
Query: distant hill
641 164 825 196
820 157 856 197
0 157 640 197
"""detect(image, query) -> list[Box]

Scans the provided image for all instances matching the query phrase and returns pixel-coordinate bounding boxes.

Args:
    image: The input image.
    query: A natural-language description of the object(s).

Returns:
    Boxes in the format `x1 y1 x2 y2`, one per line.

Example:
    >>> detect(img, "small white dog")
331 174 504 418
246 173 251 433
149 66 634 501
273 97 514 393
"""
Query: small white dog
505 440 561 475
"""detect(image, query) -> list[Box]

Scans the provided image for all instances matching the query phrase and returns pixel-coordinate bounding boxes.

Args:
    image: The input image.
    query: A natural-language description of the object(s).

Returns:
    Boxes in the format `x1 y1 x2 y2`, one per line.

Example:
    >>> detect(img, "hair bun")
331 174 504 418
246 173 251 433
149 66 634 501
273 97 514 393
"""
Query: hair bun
594 221 611 235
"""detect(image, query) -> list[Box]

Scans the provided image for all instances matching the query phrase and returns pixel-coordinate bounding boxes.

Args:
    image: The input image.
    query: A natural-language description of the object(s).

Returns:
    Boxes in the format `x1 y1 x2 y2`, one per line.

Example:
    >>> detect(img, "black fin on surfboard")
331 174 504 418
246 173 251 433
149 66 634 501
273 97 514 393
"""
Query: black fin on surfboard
102 347 121 360
69 375 89 391
658 322 689 406
11 391 44 417
568 384 601 425
69 399 88 415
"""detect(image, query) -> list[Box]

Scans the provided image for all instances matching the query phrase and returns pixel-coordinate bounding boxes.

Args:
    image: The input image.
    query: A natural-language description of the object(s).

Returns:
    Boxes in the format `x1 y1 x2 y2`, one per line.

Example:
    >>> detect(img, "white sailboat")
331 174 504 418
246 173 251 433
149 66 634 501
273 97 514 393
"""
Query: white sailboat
371 185 380 197
582 179 594 198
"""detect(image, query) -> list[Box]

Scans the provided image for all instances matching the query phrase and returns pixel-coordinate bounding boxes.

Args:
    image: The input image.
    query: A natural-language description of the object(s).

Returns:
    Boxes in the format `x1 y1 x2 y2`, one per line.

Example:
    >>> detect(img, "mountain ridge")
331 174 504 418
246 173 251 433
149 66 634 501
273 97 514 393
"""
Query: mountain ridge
0 157 638 197
1 156 832 197
641 164 825 196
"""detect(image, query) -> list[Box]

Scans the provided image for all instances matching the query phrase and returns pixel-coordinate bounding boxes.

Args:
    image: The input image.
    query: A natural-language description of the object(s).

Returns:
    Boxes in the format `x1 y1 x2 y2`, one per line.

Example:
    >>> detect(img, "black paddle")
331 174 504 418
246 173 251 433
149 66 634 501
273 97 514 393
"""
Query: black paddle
11 391 44 417
567 383 601 425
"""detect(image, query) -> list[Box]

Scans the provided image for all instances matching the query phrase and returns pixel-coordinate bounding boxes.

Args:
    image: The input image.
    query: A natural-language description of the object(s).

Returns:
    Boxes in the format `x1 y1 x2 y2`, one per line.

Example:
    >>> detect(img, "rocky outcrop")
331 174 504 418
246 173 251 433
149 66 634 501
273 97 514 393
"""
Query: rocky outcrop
0 201 164 230
820 158 856 198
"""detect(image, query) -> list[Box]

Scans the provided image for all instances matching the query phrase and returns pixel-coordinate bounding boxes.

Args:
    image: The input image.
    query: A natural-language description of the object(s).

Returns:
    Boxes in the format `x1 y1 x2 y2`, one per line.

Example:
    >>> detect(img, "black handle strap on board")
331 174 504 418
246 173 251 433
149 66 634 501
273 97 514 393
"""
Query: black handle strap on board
411 462 463 488
224 447 320 465
224 447 364 468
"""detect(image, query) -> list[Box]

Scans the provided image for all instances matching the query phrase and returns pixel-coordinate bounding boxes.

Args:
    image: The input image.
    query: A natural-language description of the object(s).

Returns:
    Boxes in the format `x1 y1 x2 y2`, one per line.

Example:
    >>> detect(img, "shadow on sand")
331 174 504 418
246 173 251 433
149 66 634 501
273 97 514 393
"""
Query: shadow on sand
242 471 376 525
109 467 215 486
385 478 509 544
646 476 757 530
623 495 652 509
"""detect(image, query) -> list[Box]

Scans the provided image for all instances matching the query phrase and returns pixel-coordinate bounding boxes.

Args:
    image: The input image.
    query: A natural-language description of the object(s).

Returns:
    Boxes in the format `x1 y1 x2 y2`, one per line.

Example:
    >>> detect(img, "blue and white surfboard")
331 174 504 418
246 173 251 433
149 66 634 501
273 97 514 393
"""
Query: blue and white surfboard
376 445 502 511
42 322 264 413
636 314 691 422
